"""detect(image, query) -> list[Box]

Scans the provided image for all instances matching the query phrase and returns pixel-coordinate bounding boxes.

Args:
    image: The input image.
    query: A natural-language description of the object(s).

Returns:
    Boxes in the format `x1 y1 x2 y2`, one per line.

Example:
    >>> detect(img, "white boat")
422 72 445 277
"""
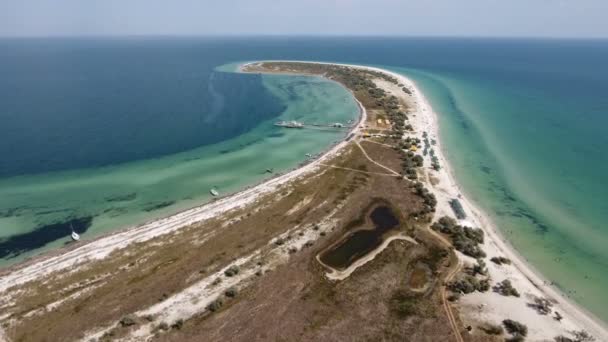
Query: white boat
210 188 219 196
70 224 80 241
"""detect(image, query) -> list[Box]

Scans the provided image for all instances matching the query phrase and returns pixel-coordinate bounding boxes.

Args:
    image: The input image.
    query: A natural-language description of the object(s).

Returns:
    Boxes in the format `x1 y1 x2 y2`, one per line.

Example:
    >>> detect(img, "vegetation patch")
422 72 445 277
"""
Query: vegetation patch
494 279 520 297
448 275 490 294
502 319 528 340
490 256 511 265
479 322 504 335
431 216 485 258
389 290 419 318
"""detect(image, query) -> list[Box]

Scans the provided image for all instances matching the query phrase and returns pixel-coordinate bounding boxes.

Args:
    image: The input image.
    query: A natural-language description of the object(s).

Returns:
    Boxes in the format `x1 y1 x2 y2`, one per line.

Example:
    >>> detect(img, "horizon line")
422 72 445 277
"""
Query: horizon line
1 33 608 41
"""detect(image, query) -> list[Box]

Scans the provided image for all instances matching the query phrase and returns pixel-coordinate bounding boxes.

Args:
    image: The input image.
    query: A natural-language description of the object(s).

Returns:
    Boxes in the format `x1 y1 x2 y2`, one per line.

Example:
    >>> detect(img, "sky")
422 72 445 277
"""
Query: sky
1 0 607 38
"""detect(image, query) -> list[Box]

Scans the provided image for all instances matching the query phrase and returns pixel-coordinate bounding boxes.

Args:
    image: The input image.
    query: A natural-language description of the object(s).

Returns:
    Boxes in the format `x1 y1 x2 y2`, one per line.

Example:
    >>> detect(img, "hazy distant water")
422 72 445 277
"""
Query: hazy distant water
1 37 607 322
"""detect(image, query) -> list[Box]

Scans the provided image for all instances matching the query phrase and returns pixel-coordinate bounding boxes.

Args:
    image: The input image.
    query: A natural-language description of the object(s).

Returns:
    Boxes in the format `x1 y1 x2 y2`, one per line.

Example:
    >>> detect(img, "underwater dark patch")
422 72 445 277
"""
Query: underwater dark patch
0 206 28 218
35 208 74 216
0 216 93 259
514 208 550 234
143 201 175 212
105 192 137 203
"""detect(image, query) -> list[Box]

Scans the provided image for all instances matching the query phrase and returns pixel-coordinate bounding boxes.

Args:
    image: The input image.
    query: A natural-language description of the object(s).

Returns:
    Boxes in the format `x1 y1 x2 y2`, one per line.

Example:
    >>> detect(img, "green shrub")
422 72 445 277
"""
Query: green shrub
390 291 417 318
503 319 528 337
494 280 520 297
207 298 224 312
490 256 511 265
448 275 489 294
480 323 504 335
225 287 238 298
431 216 485 258
119 315 137 327
224 265 240 277
171 319 184 330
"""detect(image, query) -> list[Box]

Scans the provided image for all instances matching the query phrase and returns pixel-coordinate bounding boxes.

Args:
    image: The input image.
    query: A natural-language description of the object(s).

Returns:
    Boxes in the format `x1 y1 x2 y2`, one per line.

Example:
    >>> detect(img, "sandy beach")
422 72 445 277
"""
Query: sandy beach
1 61 606 341
354 64 608 341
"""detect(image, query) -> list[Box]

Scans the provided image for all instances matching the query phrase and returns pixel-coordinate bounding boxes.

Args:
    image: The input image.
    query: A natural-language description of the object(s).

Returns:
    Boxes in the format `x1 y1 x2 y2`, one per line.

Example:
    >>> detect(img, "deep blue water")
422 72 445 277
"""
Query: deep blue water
1 37 608 321
0 38 285 177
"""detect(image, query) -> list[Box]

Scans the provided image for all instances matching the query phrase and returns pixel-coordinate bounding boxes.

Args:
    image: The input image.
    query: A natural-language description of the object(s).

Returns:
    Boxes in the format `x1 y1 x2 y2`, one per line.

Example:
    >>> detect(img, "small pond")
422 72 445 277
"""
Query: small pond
319 205 400 270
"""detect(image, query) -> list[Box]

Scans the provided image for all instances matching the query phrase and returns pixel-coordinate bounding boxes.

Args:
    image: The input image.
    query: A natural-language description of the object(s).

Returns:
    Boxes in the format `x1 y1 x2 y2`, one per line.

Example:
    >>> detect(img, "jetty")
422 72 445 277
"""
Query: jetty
274 120 352 131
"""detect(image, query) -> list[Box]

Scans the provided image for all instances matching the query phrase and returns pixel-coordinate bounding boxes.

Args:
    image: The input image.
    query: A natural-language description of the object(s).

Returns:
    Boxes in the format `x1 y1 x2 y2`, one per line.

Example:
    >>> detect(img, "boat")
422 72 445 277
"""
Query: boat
210 188 219 196
70 224 80 241
274 120 304 128
266 168 274 173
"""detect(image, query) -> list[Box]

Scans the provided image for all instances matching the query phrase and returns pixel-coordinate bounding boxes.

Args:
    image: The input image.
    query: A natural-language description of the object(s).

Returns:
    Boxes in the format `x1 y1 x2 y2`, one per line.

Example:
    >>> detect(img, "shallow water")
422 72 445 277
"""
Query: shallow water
0 61 359 265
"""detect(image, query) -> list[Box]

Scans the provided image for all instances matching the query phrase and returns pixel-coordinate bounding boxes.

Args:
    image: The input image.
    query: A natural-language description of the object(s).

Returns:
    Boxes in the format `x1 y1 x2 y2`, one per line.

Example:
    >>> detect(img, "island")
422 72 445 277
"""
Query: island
0 61 605 342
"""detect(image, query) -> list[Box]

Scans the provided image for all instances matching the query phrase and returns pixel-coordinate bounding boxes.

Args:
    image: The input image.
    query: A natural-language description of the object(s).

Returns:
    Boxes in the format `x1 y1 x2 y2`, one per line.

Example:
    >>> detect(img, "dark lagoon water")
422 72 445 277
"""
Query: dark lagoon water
320 205 400 270
1 37 607 321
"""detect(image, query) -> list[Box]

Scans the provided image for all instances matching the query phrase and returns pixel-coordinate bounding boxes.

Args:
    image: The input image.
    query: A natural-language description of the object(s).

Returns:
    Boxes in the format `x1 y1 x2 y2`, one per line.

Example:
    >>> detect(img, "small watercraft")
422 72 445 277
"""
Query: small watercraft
210 188 219 196
266 168 274 173
70 224 80 241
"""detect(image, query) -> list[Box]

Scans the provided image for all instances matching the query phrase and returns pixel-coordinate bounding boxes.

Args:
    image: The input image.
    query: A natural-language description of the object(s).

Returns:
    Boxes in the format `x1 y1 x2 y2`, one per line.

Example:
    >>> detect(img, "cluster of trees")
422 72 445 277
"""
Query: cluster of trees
466 258 488 277
554 330 596 342
368 86 386 99
400 137 421 150
494 279 520 297
490 256 511 265
412 182 437 216
422 132 431 156
448 274 490 294
402 151 424 180
431 216 485 258
529 296 553 315
429 148 440 170
503 319 528 341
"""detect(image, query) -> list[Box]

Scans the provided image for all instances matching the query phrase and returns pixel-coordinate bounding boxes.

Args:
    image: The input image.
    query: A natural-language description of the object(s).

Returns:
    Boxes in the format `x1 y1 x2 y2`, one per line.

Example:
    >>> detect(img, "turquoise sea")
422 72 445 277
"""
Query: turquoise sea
0 37 607 322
